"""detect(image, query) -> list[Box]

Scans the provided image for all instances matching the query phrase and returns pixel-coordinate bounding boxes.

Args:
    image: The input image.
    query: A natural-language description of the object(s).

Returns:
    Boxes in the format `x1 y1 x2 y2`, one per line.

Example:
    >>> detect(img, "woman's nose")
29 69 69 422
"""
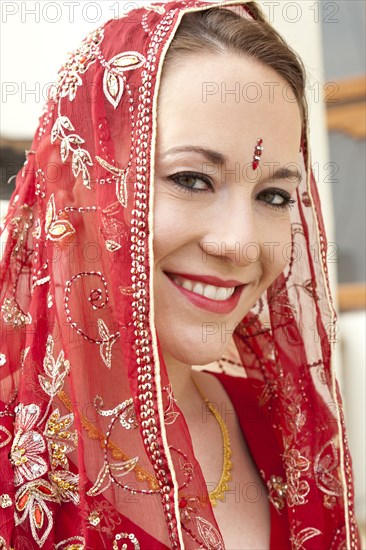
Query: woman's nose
200 199 260 267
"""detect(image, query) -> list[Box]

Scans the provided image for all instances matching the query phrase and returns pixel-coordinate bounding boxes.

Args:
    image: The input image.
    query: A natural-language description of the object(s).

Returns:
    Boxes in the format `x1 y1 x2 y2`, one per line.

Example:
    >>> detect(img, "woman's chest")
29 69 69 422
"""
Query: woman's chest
191 402 271 549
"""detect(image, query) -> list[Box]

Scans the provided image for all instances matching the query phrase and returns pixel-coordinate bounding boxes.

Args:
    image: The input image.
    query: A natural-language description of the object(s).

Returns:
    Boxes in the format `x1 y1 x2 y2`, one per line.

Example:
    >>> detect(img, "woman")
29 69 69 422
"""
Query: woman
0 1 360 548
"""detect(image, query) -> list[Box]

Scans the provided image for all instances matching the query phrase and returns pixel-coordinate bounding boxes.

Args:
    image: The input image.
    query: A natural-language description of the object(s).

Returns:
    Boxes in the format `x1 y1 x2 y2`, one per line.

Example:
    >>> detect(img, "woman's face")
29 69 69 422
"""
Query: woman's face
153 52 302 367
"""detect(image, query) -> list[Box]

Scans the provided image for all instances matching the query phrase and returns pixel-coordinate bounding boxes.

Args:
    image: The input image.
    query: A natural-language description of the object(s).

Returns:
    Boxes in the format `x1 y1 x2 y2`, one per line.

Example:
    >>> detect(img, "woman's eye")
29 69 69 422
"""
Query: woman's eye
257 189 296 211
168 172 212 194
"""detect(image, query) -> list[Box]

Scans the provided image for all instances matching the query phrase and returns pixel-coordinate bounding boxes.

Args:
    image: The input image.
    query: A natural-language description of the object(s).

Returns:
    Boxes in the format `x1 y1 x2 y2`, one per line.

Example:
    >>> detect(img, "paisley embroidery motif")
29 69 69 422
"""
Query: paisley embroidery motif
196 516 225 550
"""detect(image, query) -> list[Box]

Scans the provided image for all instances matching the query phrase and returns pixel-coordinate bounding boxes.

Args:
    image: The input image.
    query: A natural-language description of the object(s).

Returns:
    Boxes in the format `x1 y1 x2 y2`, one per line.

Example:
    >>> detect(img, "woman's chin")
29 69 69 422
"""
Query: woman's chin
159 336 229 368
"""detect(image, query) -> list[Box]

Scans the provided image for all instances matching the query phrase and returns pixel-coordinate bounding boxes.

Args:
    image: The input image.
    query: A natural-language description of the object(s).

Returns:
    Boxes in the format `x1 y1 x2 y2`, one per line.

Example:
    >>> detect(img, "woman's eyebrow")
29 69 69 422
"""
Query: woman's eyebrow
162 146 227 166
162 145 302 184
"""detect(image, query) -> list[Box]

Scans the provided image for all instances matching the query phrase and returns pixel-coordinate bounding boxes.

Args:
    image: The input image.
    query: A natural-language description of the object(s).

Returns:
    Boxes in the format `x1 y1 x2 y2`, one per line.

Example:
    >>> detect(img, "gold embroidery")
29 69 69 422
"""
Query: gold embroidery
50 28 104 102
1 298 32 327
283 447 310 507
9 204 34 255
290 526 322 550
113 532 140 550
58 390 159 491
11 335 79 547
314 439 343 508
96 156 129 209
97 318 119 369
0 494 12 508
45 194 76 243
102 51 146 109
267 474 288 511
50 118 93 189
196 516 225 550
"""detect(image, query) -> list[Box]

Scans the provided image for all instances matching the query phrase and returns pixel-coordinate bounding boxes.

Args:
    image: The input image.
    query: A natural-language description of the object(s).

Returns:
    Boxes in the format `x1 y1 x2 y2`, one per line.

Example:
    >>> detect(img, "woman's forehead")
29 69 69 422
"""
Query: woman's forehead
157 53 302 164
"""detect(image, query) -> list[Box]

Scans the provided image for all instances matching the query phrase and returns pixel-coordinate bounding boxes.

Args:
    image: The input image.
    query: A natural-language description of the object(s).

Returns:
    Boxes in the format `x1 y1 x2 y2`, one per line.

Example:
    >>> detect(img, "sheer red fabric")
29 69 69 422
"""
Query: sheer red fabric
0 1 361 548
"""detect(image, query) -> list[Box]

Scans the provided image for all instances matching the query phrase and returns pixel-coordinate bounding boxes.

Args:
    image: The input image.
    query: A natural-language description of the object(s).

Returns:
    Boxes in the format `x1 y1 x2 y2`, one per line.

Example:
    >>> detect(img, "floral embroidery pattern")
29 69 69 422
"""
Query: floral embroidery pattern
50 28 105 102
10 404 48 486
283 448 310 507
9 335 78 547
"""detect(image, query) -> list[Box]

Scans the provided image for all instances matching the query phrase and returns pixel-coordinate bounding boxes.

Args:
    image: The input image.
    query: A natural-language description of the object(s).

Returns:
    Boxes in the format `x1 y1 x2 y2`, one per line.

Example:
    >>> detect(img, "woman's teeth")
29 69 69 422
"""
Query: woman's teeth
170 274 236 301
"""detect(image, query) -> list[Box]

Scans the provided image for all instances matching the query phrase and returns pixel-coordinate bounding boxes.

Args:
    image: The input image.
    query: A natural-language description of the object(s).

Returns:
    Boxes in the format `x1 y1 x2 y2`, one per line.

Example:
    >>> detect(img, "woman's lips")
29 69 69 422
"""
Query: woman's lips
163 271 246 314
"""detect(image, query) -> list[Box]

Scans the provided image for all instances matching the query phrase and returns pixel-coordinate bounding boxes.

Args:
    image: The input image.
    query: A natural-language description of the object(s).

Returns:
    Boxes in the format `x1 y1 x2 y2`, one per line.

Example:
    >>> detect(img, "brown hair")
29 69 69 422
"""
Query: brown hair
163 3 308 125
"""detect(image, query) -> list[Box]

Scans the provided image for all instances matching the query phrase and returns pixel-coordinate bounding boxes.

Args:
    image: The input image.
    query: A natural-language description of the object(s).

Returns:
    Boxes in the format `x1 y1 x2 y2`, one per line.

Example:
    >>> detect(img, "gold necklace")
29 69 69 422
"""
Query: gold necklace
192 378 233 507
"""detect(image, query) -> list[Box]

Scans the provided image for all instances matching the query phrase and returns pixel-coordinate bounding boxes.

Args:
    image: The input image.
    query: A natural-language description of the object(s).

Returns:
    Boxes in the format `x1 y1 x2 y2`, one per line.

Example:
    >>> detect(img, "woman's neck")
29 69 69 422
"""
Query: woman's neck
163 351 193 405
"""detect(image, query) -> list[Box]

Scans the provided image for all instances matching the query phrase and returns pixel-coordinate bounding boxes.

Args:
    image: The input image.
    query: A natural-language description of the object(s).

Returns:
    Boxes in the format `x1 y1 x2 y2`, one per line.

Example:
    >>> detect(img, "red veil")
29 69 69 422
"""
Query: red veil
0 1 360 548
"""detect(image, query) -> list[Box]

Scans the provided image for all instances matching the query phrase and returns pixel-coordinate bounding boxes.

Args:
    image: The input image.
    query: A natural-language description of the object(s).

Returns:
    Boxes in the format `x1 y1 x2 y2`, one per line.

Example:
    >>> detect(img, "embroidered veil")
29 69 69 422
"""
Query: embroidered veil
0 1 360 548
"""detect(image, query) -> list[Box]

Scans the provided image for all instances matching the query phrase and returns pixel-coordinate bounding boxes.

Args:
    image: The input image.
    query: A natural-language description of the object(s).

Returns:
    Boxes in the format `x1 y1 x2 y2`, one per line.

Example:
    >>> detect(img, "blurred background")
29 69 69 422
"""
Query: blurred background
1 0 365 539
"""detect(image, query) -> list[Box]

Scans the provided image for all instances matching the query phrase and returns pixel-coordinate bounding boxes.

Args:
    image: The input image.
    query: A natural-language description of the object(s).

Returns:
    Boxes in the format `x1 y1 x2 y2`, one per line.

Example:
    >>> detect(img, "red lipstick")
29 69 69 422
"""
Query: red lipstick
165 272 244 288
164 272 246 314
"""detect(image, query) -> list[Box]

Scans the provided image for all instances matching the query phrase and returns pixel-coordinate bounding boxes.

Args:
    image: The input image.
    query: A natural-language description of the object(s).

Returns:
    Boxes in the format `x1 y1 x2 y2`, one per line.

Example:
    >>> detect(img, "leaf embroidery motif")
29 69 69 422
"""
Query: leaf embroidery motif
45 194 76 243
314 440 343 497
96 156 129 209
14 480 60 547
103 51 146 109
145 3 166 13
98 318 119 369
0 425 12 449
51 116 93 189
291 527 322 550
86 457 139 497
